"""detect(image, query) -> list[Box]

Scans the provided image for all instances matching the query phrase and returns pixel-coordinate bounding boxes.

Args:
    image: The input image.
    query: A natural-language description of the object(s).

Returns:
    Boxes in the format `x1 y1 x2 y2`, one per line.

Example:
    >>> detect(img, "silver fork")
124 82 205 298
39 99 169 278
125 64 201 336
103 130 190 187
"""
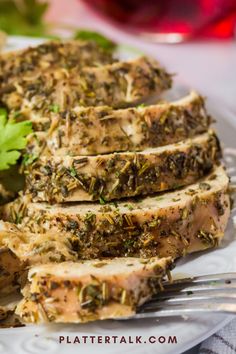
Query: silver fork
122 273 236 319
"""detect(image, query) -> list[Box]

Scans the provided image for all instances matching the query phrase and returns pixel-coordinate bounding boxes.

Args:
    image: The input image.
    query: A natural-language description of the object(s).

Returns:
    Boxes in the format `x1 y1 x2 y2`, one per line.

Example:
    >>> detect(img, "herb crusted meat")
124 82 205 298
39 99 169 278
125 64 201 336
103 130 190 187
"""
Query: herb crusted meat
16 257 173 324
1 56 172 119
0 247 24 296
2 165 230 261
0 221 77 266
24 131 221 203
27 91 211 156
0 39 231 326
0 40 115 86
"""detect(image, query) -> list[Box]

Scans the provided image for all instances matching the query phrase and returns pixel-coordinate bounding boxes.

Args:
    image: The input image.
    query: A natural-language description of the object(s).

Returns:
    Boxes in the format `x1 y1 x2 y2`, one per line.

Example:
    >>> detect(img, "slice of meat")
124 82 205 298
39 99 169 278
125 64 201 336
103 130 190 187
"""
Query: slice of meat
0 40 114 86
0 294 23 328
16 256 173 324
0 293 21 321
0 248 24 296
2 165 230 260
1 57 172 118
0 221 77 265
0 221 76 299
0 184 15 205
24 131 221 203
0 313 23 328
27 91 211 156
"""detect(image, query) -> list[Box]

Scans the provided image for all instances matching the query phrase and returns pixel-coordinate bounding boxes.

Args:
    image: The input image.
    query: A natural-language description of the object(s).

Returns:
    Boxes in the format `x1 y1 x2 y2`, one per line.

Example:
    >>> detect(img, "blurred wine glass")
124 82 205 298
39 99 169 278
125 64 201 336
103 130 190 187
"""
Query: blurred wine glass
81 0 236 42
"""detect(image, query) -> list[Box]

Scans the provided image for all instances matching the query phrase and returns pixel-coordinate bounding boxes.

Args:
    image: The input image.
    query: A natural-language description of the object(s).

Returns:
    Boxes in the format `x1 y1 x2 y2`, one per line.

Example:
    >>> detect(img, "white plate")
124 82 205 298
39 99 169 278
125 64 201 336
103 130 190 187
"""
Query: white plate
0 36 236 354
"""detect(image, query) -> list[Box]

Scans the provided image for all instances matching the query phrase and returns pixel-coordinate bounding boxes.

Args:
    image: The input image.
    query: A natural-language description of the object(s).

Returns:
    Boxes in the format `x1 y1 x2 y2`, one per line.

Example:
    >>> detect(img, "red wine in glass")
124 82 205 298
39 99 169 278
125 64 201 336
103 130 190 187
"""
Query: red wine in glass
81 0 236 42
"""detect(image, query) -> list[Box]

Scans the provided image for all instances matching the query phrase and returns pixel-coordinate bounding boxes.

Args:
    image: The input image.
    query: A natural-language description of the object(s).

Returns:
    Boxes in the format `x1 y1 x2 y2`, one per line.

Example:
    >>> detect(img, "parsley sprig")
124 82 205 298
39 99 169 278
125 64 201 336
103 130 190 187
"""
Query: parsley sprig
74 30 116 52
0 0 49 37
0 108 32 171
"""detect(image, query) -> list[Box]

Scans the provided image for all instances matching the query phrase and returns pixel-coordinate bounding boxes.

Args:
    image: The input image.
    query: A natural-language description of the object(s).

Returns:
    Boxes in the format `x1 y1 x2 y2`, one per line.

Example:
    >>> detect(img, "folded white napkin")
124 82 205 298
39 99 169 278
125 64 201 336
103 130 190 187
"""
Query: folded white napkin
199 318 236 353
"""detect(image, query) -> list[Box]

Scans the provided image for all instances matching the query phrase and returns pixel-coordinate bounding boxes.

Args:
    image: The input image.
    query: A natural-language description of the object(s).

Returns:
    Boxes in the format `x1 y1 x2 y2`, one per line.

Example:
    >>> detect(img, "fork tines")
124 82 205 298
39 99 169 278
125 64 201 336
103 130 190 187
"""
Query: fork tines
132 273 236 319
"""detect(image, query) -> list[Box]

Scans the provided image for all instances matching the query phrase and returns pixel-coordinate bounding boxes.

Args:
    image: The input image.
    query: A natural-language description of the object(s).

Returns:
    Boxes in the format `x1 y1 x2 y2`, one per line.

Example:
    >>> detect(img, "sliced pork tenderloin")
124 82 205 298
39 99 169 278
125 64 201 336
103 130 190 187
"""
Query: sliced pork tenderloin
24 131 221 203
1 57 172 119
2 165 230 260
0 40 114 87
16 256 172 324
27 91 211 156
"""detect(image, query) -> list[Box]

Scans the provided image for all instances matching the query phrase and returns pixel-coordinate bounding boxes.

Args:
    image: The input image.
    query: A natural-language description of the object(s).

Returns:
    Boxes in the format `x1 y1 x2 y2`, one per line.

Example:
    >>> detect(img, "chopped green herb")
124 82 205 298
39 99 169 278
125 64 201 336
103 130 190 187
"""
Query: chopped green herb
99 196 107 205
156 196 164 201
85 212 96 222
124 239 135 249
137 103 146 109
149 218 161 228
15 214 23 224
69 167 77 177
138 162 150 176
49 104 60 113
22 153 38 166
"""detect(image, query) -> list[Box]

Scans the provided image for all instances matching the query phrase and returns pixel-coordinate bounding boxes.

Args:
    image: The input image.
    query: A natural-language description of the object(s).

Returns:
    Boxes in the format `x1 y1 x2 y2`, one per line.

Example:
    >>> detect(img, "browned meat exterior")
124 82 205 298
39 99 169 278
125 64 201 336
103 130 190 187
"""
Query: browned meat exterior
26 91 211 156
0 184 15 205
0 311 23 328
0 300 17 323
2 166 230 260
0 40 114 87
16 257 172 324
0 293 22 328
24 131 221 203
0 248 24 296
1 57 172 119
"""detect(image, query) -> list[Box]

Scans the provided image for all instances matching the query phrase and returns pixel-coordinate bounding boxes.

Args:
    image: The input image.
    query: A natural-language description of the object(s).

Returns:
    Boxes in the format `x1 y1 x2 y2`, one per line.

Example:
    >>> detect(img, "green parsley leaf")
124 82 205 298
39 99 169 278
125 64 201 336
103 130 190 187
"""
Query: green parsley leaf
0 0 49 37
0 108 32 171
74 30 116 52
